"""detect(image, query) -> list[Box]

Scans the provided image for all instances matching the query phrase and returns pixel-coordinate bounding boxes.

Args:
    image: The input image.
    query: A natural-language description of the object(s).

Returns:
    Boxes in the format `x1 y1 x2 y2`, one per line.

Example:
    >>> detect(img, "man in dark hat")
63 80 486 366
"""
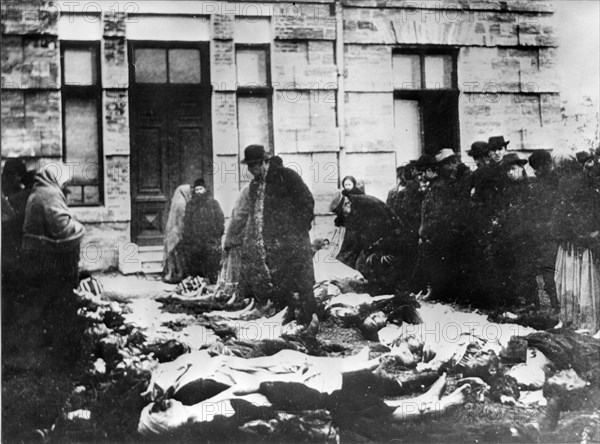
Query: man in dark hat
471 138 508 203
181 177 225 283
415 154 438 193
415 148 471 301
488 136 510 164
492 153 538 307
468 141 490 170
234 144 317 325
500 152 528 182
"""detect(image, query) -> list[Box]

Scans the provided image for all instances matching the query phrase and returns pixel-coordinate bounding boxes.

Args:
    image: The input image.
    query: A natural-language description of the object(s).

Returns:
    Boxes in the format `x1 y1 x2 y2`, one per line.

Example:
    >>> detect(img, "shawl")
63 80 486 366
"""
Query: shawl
164 184 193 257
22 165 84 252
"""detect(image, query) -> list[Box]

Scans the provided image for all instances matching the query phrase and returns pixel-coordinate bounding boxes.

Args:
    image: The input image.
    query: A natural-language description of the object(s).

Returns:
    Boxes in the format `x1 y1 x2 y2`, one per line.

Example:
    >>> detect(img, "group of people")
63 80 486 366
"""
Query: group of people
3 135 598 361
163 178 225 285
328 136 600 331
164 144 317 325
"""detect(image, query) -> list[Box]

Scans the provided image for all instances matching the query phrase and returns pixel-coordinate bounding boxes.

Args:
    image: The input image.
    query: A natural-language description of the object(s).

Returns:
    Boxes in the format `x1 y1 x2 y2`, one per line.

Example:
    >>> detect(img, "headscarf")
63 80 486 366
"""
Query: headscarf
35 161 73 191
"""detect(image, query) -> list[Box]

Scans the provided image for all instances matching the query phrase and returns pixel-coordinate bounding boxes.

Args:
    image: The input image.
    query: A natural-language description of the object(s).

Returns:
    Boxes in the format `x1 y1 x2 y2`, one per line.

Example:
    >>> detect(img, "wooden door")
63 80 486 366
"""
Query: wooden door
129 42 211 246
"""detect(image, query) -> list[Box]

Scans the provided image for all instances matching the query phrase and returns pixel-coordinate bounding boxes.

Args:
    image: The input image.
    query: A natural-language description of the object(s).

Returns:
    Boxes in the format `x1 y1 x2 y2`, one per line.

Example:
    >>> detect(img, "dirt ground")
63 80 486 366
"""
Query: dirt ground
2 272 599 443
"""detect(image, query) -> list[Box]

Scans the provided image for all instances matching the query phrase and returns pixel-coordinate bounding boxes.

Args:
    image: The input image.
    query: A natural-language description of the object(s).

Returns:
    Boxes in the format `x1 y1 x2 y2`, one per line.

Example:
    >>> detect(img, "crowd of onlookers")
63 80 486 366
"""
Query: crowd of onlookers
330 136 600 330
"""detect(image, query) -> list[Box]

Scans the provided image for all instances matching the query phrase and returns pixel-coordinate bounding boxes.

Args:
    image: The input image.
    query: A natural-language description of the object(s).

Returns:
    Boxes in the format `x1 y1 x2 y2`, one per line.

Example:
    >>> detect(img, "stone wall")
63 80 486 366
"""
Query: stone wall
342 0 561 187
4 1 594 271
1 1 132 271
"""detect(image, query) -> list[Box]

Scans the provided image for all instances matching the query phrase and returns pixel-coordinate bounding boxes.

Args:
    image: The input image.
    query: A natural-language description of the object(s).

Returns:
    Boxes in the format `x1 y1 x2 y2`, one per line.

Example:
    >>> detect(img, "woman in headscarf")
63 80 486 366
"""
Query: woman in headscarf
163 183 193 283
341 175 364 196
22 162 85 361
333 175 365 268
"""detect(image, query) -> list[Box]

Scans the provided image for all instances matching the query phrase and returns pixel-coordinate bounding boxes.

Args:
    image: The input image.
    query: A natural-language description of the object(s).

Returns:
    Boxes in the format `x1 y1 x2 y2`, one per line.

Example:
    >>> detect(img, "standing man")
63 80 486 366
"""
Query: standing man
181 178 225 283
488 136 509 164
235 144 316 325
418 149 471 303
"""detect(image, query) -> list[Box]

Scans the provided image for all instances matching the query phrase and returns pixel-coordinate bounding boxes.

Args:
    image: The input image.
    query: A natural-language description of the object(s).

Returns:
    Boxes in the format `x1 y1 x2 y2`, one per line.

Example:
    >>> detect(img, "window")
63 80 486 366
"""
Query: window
133 47 202 84
61 41 102 205
393 48 459 160
236 45 273 183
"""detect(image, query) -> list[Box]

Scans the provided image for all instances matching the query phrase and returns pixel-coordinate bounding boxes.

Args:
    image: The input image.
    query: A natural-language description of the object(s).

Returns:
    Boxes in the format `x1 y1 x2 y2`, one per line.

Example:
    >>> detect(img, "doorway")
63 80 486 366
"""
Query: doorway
129 42 212 246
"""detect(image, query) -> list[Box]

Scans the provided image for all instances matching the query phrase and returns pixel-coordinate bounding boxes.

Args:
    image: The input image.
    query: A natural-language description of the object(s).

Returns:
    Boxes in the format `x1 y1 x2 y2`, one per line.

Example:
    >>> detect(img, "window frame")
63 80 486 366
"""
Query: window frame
60 40 104 207
393 46 460 156
235 43 274 155
130 41 209 87
392 46 459 92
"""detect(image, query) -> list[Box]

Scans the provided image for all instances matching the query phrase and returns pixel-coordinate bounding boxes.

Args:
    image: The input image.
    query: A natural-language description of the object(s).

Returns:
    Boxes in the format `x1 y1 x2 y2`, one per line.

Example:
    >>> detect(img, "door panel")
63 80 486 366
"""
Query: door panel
137 127 164 192
129 42 212 246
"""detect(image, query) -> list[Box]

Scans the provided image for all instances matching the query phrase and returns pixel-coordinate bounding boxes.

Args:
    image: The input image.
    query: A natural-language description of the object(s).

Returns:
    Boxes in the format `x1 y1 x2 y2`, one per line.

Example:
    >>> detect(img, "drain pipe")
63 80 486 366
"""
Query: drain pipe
335 0 346 184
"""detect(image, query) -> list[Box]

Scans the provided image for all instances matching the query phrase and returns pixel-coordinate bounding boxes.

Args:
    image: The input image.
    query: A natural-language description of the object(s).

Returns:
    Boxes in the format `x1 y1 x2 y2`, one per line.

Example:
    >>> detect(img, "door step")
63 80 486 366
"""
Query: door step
117 244 164 275
139 245 164 275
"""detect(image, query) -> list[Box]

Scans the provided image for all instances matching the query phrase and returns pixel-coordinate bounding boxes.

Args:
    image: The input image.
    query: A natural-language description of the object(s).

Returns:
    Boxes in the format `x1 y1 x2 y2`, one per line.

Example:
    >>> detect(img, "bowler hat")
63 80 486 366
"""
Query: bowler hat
435 148 458 165
500 153 527 168
488 136 510 151
467 141 489 159
241 144 269 165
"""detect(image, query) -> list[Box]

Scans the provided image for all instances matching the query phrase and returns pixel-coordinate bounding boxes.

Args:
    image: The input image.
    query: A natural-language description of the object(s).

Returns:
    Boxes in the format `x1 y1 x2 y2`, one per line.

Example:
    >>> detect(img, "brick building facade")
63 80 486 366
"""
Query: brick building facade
1 0 598 271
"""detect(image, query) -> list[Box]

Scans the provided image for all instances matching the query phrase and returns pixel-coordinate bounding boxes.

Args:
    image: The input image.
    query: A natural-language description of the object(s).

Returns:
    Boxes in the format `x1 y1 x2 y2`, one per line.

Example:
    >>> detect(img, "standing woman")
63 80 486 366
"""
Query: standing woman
22 162 85 361
552 151 600 332
163 183 193 283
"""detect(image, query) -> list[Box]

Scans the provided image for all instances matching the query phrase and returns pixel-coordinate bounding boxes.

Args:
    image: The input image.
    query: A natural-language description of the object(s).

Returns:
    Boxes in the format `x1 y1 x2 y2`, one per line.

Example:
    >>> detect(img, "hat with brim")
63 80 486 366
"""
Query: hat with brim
329 190 345 214
500 153 527 168
241 144 269 165
488 136 510 151
467 141 489 159
435 148 458 166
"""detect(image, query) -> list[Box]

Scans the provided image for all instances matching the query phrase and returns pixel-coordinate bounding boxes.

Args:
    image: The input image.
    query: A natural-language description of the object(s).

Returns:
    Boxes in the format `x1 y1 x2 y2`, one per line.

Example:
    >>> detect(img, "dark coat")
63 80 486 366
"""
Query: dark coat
345 194 400 252
471 163 504 203
344 194 402 293
181 194 225 283
182 194 225 247
244 156 316 323
418 177 472 302
552 169 600 254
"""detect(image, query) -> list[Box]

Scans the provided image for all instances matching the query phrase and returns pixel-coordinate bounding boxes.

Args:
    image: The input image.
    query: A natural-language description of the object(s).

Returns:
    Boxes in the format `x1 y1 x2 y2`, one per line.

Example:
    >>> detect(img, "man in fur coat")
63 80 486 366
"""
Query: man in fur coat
232 144 317 324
